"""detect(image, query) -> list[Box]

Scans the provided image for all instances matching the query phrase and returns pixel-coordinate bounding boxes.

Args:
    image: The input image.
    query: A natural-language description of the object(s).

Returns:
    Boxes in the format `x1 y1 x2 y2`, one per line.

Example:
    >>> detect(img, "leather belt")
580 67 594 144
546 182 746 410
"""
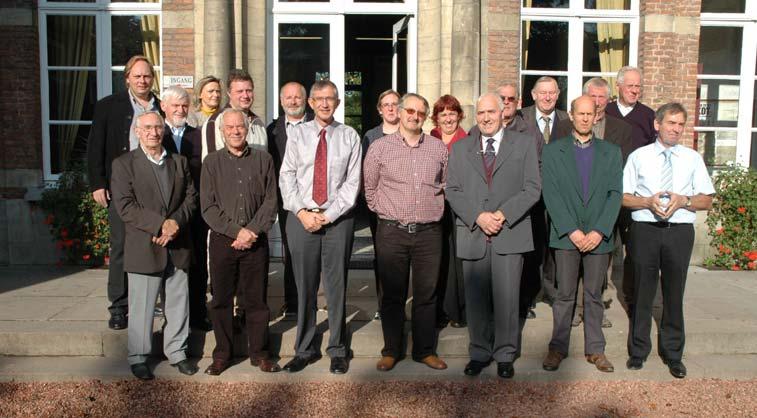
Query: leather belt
645 221 688 228
379 219 439 234
306 208 327 213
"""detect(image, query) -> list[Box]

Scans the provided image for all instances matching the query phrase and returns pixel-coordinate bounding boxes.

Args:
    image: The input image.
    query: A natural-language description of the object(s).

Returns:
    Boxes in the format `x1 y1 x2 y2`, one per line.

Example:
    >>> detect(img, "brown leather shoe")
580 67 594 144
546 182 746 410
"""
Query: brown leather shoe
251 357 281 373
376 356 396 372
417 355 447 370
586 353 614 372
204 359 229 376
542 350 565 371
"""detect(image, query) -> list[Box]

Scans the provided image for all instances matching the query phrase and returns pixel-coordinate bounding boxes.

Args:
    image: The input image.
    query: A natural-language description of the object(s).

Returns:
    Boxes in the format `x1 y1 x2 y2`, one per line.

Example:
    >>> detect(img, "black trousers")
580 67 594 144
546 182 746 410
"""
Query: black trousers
188 217 209 325
375 220 442 360
278 208 299 310
107 203 128 315
208 232 271 362
627 222 694 362
439 203 465 324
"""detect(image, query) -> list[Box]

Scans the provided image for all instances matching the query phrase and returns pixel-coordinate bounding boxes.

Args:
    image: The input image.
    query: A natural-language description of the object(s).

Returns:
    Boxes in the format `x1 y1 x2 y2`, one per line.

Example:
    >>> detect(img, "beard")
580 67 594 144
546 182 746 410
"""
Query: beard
284 105 306 118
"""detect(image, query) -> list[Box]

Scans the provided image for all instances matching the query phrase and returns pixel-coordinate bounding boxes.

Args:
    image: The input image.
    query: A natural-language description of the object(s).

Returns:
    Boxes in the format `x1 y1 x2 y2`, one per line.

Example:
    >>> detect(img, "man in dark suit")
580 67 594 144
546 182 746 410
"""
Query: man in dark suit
446 93 541 378
267 81 313 319
110 111 198 380
87 55 161 330
160 85 210 332
540 95 622 373
520 76 569 306
554 77 633 328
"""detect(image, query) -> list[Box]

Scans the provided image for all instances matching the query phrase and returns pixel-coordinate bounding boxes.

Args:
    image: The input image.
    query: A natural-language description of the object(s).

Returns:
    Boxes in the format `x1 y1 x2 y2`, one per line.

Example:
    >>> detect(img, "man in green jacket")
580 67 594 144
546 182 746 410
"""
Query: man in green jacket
540 95 622 373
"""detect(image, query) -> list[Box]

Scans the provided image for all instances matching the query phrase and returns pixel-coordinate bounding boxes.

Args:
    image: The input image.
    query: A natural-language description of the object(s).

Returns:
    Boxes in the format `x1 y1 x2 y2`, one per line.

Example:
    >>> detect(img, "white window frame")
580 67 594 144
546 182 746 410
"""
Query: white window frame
39 1 162 180
698 2 757 167
521 0 639 104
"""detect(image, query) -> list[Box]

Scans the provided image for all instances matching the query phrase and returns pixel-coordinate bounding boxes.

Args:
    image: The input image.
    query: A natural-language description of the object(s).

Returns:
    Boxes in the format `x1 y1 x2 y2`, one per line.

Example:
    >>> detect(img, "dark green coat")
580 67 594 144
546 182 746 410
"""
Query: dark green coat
541 136 622 254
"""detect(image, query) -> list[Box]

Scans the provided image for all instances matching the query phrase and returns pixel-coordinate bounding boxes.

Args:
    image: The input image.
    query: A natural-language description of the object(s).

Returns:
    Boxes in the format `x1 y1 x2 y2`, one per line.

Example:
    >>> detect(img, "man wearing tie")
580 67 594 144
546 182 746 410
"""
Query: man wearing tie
446 93 541 378
279 80 362 374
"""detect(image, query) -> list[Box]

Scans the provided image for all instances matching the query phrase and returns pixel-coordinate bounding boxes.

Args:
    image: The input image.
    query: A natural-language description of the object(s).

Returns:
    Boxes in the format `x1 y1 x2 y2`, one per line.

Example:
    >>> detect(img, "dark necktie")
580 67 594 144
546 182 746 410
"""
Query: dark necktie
312 128 328 206
541 116 551 144
484 137 496 173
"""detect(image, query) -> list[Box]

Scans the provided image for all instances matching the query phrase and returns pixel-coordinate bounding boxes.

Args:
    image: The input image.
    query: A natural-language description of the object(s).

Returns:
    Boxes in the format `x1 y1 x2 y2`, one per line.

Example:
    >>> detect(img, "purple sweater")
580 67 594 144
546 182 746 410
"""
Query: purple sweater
606 101 656 151
574 142 594 204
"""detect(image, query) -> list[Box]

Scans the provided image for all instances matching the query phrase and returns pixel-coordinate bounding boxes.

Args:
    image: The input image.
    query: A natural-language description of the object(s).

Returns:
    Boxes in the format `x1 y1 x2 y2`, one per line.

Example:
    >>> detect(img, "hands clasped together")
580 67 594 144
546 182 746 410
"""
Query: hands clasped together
297 210 331 233
648 191 688 220
152 219 180 247
476 210 506 236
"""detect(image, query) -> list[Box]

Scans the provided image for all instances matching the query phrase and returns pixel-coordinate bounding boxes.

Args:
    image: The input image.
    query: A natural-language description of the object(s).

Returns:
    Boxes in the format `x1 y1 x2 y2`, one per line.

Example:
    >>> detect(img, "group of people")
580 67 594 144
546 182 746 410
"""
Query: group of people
87 54 714 381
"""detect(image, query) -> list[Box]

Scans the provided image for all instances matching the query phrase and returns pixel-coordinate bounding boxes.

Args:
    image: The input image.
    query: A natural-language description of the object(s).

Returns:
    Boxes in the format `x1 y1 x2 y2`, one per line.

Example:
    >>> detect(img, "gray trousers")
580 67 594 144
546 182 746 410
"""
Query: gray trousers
127 265 189 365
286 213 353 359
550 249 608 356
463 246 523 363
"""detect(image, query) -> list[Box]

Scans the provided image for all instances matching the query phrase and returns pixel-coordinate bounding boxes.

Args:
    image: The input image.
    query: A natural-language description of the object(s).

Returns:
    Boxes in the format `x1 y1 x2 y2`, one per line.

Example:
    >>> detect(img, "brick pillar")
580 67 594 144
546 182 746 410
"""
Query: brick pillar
162 0 196 93
482 0 520 93
638 0 702 148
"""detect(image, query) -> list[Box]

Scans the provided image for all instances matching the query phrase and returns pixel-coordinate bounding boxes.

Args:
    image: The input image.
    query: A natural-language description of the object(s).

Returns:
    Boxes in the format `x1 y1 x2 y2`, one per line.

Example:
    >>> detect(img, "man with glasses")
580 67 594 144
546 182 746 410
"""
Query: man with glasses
364 93 449 372
279 80 362 374
606 66 657 150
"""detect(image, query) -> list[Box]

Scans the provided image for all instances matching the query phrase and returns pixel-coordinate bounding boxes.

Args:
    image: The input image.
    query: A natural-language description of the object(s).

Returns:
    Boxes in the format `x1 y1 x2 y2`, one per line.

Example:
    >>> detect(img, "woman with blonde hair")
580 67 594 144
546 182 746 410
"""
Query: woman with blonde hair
187 75 222 127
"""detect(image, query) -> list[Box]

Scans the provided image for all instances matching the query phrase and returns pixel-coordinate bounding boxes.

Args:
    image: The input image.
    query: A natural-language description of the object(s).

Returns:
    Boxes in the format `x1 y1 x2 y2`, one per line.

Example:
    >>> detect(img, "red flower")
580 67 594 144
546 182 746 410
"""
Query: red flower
731 265 741 271
724 247 732 255
737 207 746 214
748 261 756 270
82 254 91 261
716 227 724 235
749 252 757 261
60 228 69 239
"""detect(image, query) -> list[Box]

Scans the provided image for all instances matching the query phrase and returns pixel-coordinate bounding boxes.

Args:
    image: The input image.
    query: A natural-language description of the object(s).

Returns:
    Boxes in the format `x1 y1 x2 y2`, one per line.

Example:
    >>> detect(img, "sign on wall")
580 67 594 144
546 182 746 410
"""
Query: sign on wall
163 75 194 89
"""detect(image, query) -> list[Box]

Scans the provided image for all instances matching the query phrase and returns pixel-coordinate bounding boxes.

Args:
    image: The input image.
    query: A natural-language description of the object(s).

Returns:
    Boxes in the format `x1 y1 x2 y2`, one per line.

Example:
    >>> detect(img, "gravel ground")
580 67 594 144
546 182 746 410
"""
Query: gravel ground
1 379 755 418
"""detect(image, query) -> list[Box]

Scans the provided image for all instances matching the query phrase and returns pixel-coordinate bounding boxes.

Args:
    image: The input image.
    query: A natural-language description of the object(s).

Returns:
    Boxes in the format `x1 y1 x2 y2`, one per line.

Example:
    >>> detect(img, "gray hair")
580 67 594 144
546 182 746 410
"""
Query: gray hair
217 108 250 135
617 66 642 85
398 93 430 114
161 85 190 103
280 81 307 100
655 102 688 123
477 92 505 111
582 77 610 97
135 110 164 128
310 79 340 100
531 76 560 93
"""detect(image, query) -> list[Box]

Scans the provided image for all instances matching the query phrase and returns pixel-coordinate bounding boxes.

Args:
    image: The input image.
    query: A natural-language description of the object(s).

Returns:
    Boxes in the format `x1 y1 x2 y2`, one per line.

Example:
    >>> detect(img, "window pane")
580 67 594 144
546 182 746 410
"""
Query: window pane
522 21 568 71
697 130 737 167
585 0 630 10
583 22 629 72
46 15 96 67
701 0 745 13
111 15 161 67
523 0 569 8
278 23 330 108
520 75 568 112
344 90 362 134
698 27 742 75
48 70 97 121
698 80 739 128
50 124 90 174
751 133 757 170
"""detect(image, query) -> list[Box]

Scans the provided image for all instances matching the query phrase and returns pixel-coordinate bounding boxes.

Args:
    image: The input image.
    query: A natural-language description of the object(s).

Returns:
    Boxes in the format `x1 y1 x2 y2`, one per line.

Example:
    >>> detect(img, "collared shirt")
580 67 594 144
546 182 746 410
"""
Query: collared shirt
141 146 167 166
536 109 557 134
573 134 593 149
592 116 606 139
623 140 715 224
617 101 635 117
363 132 448 225
480 127 504 155
166 121 186 153
128 89 158 151
279 119 362 223
200 145 278 238
285 115 306 137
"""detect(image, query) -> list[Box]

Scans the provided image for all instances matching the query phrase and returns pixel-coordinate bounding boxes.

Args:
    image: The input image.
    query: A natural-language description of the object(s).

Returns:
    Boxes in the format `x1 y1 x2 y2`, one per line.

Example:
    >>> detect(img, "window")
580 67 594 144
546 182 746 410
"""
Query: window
39 0 161 179
521 0 638 109
698 1 757 169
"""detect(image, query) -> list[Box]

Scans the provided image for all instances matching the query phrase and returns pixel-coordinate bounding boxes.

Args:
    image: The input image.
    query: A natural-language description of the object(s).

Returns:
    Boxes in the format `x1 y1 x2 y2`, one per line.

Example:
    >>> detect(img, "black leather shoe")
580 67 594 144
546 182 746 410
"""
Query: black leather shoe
626 357 644 370
497 362 514 379
130 362 154 380
109 313 127 330
664 359 687 379
330 357 349 374
464 360 490 376
172 359 198 376
283 356 320 373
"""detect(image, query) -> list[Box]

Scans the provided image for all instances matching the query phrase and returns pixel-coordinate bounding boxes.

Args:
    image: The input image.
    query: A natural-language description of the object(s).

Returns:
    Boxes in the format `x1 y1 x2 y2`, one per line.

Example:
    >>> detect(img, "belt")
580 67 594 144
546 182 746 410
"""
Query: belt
306 208 327 213
379 219 439 234
644 221 689 228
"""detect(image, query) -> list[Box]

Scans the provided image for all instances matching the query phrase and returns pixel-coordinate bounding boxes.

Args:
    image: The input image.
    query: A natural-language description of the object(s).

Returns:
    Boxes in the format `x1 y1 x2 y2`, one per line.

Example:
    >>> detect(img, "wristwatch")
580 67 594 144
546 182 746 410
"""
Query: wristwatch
685 196 692 208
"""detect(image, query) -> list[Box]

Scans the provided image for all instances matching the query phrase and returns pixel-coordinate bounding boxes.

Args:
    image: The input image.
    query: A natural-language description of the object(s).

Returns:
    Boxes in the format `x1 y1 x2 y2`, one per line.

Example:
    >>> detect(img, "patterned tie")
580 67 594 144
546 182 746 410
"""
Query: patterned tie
312 128 328 206
541 116 551 144
484 137 496 174
660 148 673 192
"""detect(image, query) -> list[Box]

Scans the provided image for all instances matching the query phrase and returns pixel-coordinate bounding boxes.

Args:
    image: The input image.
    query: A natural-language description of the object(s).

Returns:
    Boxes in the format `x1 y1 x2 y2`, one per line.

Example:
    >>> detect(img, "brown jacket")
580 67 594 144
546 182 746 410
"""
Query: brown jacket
111 149 197 274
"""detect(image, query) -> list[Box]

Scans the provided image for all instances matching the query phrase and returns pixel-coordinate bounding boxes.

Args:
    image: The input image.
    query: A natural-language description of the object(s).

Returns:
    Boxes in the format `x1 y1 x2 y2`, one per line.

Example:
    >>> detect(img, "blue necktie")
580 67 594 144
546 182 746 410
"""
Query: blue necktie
660 149 673 193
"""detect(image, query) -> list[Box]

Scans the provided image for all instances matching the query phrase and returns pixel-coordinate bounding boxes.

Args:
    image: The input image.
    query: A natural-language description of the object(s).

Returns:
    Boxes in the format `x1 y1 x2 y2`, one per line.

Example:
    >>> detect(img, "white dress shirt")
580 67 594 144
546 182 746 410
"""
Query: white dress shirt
536 109 556 134
623 140 715 224
279 119 362 223
480 127 504 155
617 101 635 117
166 121 186 152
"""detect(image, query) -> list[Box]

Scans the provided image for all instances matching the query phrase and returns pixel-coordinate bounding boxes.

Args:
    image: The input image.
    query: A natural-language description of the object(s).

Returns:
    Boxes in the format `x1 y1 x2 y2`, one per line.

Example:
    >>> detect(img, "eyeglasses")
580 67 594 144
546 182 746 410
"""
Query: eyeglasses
136 124 163 132
500 95 517 103
381 102 399 109
403 108 427 119
311 96 337 103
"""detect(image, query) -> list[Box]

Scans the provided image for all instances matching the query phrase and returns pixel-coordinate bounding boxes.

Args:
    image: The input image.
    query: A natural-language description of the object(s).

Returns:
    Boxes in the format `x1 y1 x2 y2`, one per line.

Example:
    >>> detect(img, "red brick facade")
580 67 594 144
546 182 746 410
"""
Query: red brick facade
485 0 521 92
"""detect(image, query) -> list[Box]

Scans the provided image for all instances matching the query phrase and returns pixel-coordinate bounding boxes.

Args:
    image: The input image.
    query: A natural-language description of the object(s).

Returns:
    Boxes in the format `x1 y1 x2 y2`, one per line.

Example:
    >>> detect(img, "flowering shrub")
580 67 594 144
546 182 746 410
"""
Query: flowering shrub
39 163 110 265
705 164 757 270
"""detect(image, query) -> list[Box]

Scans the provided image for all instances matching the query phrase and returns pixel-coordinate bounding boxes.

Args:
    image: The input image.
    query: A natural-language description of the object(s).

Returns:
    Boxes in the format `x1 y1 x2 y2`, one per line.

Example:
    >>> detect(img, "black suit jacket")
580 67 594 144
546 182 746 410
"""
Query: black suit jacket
553 114 634 163
162 124 202 189
86 90 161 192
110 150 197 274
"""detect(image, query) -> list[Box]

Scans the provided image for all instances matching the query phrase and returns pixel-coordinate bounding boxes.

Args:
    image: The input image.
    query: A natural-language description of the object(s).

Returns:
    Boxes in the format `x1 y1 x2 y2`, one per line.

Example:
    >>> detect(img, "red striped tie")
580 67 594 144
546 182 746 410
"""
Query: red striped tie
312 128 328 206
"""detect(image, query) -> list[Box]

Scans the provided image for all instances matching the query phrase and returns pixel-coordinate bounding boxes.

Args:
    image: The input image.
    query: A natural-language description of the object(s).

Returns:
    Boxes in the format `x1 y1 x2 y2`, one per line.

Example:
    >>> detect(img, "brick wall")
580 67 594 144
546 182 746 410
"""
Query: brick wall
162 0 196 93
484 0 520 92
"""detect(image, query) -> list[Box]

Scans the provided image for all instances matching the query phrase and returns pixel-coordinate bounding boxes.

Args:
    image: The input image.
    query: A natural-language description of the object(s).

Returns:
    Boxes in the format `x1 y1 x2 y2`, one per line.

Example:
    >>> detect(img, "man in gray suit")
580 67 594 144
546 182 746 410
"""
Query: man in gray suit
111 111 198 380
446 93 541 378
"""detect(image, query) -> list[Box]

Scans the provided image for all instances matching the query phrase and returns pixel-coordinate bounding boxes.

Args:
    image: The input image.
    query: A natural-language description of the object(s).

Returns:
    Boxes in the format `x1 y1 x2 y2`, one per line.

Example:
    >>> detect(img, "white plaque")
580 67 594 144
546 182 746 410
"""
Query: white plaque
163 75 194 89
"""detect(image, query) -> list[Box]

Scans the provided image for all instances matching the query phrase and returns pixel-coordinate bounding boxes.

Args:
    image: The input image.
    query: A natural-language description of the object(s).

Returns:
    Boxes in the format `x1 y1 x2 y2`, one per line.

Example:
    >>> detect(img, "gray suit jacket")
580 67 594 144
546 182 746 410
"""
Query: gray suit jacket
445 129 542 260
520 104 569 142
111 149 197 274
